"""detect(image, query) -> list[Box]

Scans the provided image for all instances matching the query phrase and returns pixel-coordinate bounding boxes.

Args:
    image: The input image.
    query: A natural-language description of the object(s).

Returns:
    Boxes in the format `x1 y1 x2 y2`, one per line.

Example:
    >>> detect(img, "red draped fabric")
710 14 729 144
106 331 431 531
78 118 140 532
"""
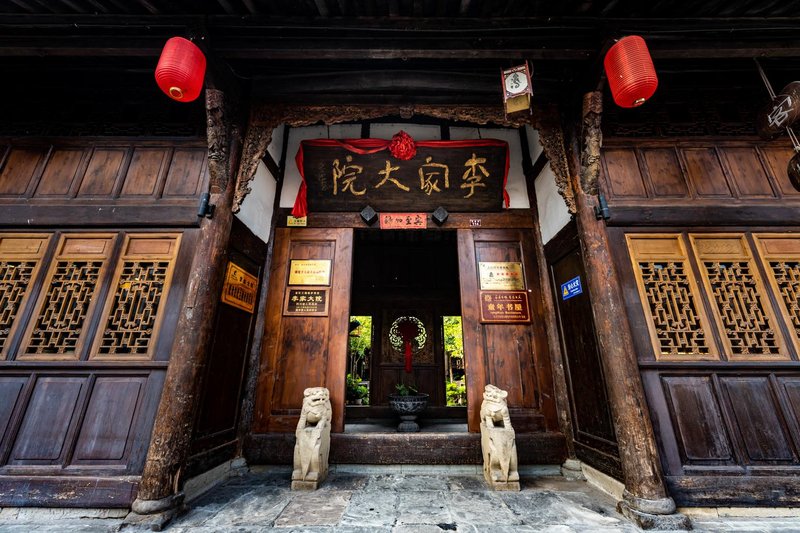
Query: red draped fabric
292 138 511 218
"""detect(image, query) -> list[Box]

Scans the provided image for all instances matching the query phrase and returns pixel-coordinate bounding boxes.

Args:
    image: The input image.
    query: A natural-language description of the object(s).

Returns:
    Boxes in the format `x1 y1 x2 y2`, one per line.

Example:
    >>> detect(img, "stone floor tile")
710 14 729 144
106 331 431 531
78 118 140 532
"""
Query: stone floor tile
201 487 291 527
273 490 351 527
445 490 522 527
340 487 399 527
446 476 488 491
319 473 369 491
395 490 452 526
367 474 450 491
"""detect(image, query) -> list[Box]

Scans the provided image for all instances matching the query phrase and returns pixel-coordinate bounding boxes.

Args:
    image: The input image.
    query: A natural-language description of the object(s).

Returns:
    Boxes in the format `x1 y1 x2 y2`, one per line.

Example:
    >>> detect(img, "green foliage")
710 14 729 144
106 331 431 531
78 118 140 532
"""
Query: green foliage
446 380 467 406
394 382 419 396
348 315 373 359
443 316 464 359
345 373 368 402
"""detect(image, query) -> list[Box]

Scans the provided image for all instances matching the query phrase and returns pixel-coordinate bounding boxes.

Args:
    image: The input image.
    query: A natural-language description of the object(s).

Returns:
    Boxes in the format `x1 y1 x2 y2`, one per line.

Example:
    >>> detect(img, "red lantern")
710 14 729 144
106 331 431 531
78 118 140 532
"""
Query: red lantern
604 36 658 108
155 37 206 103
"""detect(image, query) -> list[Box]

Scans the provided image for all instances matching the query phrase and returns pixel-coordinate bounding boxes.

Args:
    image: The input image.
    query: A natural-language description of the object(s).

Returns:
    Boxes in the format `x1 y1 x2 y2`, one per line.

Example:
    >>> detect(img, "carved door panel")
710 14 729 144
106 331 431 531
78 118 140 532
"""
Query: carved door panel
253 228 353 433
457 229 556 433
372 308 445 407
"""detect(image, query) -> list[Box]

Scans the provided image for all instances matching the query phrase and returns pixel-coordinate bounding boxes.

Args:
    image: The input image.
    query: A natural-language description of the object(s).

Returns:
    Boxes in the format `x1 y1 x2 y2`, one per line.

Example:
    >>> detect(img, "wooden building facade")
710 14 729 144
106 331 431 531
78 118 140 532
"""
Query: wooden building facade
1 1 800 528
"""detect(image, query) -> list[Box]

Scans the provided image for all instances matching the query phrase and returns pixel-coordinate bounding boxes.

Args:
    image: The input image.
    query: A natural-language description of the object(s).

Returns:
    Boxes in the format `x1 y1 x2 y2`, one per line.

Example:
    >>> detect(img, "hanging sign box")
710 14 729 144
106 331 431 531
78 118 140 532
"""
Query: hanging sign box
292 137 509 217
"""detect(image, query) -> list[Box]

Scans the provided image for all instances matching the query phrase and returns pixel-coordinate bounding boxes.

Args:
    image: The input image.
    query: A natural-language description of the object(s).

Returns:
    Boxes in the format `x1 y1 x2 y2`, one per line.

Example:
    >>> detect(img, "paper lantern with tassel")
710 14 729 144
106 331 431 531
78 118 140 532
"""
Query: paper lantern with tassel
604 36 658 108
155 37 206 103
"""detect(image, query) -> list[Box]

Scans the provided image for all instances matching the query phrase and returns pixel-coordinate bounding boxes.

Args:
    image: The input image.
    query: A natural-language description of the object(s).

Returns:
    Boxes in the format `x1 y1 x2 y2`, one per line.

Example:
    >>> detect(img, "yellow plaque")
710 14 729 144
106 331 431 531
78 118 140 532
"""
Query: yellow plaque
289 259 331 286
478 261 525 291
287 216 307 227
221 261 259 313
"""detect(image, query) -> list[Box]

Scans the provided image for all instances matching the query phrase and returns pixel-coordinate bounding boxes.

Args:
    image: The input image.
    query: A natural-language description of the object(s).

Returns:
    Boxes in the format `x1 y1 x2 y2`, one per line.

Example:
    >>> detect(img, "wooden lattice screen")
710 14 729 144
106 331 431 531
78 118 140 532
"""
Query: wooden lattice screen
628 233 799 361
1 232 181 362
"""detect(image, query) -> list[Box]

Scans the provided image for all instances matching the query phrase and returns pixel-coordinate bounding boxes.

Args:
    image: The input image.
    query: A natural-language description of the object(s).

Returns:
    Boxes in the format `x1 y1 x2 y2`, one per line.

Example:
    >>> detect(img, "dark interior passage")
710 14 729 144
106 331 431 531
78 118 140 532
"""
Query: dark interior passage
346 229 466 425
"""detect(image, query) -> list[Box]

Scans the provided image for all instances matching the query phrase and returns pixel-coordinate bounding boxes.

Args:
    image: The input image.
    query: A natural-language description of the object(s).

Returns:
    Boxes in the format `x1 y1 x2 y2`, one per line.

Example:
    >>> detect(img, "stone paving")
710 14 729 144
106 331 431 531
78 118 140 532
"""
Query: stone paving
0 466 799 532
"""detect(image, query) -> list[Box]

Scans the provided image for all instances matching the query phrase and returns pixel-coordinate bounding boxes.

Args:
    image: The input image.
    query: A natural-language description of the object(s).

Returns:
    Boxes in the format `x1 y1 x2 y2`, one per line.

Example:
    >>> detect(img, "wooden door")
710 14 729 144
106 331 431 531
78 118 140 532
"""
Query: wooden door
372 307 446 407
253 228 353 433
457 228 556 433
547 225 621 478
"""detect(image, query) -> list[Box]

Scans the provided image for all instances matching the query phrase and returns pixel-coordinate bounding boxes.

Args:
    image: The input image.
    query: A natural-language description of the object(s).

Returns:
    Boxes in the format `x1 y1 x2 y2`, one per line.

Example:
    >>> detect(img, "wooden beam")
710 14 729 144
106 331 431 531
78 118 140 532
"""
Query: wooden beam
313 0 330 17
459 0 472 15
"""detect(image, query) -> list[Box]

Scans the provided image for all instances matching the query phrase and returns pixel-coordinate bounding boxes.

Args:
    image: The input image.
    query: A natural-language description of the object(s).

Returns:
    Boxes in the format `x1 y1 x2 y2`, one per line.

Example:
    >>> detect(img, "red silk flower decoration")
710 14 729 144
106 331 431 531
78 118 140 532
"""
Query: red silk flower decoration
388 130 417 160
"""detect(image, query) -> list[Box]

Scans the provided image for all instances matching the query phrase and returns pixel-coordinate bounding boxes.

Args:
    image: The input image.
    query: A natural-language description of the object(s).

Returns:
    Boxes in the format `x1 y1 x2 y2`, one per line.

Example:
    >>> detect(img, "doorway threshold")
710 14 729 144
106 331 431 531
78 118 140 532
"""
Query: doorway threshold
344 418 468 434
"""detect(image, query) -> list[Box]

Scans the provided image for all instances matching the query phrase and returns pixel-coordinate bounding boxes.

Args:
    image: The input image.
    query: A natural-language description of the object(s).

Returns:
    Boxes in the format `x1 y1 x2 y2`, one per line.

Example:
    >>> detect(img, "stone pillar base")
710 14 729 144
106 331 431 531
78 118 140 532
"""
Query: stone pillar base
291 479 323 491
619 501 692 531
561 458 585 481
485 478 521 491
125 493 184 531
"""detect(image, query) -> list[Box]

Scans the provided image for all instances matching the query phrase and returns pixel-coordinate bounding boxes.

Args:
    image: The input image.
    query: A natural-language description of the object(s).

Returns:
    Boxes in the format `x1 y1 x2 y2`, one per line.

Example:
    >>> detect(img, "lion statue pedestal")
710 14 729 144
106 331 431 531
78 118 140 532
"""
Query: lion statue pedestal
291 387 332 491
480 384 520 491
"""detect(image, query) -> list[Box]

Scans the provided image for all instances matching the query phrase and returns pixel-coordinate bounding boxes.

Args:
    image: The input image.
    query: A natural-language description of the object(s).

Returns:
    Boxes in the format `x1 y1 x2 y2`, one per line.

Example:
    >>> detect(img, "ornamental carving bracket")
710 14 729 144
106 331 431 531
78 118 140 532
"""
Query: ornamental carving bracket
536 106 576 214
233 103 561 213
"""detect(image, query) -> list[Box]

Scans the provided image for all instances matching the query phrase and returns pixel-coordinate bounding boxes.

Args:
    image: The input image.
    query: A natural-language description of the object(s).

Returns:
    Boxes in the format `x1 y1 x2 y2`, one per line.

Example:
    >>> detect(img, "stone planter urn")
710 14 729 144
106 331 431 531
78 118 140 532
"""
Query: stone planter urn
388 393 429 432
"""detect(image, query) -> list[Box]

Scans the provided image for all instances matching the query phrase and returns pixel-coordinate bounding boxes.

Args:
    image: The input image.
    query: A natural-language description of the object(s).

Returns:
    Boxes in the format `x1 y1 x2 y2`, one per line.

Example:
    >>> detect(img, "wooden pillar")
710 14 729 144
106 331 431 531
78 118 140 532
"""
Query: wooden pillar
130 86 242 519
566 92 689 530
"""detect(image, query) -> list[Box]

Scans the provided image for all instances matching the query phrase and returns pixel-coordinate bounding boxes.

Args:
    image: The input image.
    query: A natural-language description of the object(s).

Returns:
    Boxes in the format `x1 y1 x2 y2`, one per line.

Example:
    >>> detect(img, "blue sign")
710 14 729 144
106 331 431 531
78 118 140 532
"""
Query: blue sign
561 276 583 301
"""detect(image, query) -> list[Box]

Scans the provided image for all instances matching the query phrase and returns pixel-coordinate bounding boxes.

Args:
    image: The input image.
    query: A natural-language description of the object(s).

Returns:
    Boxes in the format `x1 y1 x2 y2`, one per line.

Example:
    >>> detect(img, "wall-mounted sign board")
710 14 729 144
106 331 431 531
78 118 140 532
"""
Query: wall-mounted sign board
294 138 509 215
221 261 258 313
479 291 531 323
561 276 583 301
284 287 329 316
288 259 331 286
379 213 427 229
478 261 525 291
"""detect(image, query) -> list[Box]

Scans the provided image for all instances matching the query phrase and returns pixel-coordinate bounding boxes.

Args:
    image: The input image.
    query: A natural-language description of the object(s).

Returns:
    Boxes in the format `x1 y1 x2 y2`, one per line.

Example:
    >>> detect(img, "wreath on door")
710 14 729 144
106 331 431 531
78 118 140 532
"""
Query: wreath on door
389 316 427 373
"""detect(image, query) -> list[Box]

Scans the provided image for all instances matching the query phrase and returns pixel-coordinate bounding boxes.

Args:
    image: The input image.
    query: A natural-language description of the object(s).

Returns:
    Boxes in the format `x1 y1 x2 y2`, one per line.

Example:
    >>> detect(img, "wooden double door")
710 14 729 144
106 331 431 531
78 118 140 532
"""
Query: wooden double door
252 225 556 434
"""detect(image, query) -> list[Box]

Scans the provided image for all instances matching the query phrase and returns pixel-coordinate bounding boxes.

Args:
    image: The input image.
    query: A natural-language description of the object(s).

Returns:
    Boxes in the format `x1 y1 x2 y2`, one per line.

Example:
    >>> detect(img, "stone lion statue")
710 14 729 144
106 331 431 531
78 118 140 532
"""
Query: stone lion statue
292 387 332 490
480 384 519 490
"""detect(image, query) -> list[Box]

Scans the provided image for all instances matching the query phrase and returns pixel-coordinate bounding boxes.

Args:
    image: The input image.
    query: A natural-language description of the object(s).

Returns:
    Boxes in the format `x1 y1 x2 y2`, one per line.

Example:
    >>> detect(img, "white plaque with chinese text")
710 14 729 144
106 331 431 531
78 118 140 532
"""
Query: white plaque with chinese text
288 259 331 286
478 262 525 291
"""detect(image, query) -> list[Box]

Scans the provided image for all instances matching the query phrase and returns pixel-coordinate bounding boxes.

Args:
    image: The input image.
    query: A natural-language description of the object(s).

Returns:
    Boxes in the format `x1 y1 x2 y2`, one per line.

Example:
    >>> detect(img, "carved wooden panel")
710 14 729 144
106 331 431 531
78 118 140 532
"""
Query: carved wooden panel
720 376 797 463
72 377 144 463
0 377 27 445
600 141 796 207
18 234 115 360
34 149 85 197
0 234 50 356
626 235 716 360
91 234 181 361
691 234 788 360
662 376 733 463
9 377 87 464
0 147 45 196
753 235 800 357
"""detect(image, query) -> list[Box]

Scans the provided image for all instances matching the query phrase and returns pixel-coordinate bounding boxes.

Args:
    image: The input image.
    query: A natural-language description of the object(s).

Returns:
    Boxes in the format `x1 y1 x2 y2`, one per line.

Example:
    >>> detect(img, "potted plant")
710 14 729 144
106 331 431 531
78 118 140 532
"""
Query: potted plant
388 383 429 432
345 373 368 405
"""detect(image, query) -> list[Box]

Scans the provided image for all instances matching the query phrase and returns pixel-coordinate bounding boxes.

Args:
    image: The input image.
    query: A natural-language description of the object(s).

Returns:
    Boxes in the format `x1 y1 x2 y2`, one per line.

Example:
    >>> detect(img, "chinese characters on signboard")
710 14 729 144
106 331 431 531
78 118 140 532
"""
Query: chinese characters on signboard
300 140 508 213
477 261 529 323
284 288 329 316
379 213 427 229
480 291 531 323
221 262 258 313
478 262 525 291
288 259 331 286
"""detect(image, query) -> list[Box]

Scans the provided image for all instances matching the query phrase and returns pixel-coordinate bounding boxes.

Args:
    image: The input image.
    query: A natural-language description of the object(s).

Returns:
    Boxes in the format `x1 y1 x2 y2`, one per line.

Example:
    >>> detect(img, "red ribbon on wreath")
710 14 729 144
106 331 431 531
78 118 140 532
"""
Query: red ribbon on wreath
397 319 420 374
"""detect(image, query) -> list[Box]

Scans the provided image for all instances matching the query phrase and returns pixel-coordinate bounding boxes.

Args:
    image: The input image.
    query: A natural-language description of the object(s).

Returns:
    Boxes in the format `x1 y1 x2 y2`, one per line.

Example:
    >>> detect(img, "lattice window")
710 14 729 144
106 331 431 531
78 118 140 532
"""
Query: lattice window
19 234 114 360
769 261 800 338
753 235 800 357
638 261 710 355
0 261 37 351
691 235 787 360
627 235 716 360
25 260 105 355
0 235 51 356
702 261 779 355
91 234 180 360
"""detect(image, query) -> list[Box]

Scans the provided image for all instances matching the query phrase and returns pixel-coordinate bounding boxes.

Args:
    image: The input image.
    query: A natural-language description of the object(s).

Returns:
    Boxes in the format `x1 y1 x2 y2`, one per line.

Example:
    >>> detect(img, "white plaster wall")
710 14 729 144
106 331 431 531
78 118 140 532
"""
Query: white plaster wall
369 123 441 140
266 125 285 163
535 163 571 244
235 161 276 243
